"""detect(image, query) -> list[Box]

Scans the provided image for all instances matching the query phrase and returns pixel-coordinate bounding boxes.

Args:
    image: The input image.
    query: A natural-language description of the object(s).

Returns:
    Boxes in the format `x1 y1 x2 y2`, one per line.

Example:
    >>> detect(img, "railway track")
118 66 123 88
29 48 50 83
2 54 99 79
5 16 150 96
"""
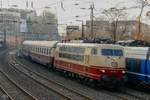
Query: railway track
0 85 13 100
0 69 36 100
1 50 70 100
8 54 92 100
118 87 150 100
11 53 148 100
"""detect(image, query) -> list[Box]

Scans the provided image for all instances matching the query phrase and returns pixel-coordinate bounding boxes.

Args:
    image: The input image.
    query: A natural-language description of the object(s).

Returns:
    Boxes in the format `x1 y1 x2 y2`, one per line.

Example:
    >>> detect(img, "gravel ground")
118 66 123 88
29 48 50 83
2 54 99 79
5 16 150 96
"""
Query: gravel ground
17 55 142 100
10 56 92 100
0 50 68 100
0 70 35 100
0 87 10 100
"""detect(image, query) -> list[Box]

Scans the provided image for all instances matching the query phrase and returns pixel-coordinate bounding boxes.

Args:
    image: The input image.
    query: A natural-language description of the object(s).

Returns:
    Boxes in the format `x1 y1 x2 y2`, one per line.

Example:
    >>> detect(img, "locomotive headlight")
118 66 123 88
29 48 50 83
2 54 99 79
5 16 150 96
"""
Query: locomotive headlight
101 70 105 73
122 70 125 74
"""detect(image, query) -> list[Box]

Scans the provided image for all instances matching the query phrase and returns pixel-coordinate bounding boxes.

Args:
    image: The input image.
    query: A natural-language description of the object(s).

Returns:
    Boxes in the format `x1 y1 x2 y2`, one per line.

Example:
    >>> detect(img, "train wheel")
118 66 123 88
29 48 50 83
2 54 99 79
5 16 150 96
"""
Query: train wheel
79 76 84 84
47 64 52 70
68 72 72 78
65 71 70 78
71 73 75 78
63 71 68 77
76 75 81 83
88 79 96 87
83 77 88 85
75 74 78 79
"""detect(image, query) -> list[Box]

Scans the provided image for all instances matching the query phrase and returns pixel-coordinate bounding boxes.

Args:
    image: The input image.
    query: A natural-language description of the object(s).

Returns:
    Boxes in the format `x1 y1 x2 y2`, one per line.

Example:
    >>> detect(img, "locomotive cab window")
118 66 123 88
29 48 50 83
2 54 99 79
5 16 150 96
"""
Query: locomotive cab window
101 49 123 56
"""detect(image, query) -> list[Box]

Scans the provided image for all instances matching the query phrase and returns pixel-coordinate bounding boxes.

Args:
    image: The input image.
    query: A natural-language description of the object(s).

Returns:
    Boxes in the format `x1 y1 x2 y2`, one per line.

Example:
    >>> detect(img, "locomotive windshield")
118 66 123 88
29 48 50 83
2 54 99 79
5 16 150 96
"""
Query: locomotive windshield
101 49 123 56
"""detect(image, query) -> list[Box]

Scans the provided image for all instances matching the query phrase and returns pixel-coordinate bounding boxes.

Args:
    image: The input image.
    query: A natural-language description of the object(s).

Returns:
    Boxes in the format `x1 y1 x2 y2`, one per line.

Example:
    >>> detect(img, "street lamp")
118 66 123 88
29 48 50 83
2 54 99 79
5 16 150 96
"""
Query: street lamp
76 19 85 39
75 2 95 39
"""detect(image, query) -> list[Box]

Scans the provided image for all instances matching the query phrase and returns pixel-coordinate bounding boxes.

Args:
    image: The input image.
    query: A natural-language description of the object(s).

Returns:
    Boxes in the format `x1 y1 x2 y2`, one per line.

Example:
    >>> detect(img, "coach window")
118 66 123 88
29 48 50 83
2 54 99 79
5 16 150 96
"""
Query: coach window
45 48 47 55
91 48 97 55
48 48 50 55
31 47 33 51
40 48 42 53
43 48 45 54
46 48 47 54
48 48 49 55
60 47 63 51
47 48 49 55
42 48 44 54
38 48 40 52
44 48 46 54
49 49 51 55
45 48 47 54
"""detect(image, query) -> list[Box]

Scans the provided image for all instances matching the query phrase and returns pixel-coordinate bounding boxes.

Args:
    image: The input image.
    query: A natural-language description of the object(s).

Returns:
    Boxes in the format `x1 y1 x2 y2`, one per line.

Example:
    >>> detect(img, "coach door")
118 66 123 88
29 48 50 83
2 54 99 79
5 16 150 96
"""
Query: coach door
146 47 150 83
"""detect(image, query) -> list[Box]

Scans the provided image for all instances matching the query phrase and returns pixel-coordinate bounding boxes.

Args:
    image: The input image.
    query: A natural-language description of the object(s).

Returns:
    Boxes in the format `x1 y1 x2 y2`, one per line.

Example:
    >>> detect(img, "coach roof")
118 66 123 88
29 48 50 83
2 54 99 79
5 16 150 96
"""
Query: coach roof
23 40 58 47
57 43 123 48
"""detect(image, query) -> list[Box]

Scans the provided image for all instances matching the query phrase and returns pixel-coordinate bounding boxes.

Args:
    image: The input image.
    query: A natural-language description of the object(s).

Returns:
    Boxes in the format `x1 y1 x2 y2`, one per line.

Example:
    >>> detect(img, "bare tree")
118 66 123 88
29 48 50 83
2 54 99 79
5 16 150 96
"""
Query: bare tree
136 0 150 40
102 7 127 42
117 21 129 40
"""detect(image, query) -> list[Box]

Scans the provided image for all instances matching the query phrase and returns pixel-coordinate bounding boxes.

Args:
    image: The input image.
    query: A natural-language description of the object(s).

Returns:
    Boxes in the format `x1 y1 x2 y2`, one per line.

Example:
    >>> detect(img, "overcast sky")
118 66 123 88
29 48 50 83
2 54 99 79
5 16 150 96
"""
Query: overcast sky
1 0 150 25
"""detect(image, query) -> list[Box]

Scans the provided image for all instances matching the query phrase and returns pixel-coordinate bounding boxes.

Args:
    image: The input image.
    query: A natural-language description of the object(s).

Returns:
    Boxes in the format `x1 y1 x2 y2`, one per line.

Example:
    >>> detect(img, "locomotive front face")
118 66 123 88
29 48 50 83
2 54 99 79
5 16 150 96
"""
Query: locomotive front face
101 47 126 83
88 45 127 85
89 46 125 69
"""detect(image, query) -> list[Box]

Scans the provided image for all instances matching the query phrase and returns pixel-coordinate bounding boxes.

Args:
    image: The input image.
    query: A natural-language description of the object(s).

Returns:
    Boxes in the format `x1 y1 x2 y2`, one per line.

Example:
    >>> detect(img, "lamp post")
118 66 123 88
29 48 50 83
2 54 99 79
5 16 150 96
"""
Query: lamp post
75 2 95 39
76 20 84 39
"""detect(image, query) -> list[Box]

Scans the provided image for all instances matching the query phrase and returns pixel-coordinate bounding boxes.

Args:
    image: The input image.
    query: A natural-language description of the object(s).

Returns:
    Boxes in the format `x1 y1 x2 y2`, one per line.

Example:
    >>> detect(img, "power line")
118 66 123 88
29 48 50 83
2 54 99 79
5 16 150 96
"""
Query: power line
34 0 69 10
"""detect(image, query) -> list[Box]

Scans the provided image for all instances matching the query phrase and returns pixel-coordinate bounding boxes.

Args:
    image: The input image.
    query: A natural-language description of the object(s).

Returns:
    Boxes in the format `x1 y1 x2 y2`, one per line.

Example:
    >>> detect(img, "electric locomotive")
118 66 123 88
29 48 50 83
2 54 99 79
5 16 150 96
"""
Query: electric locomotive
54 43 127 85
22 41 127 86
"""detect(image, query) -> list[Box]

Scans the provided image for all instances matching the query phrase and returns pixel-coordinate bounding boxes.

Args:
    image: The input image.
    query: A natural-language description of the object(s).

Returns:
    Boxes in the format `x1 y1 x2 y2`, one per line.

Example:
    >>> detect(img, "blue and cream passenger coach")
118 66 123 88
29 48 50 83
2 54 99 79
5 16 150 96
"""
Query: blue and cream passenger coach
124 47 150 85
